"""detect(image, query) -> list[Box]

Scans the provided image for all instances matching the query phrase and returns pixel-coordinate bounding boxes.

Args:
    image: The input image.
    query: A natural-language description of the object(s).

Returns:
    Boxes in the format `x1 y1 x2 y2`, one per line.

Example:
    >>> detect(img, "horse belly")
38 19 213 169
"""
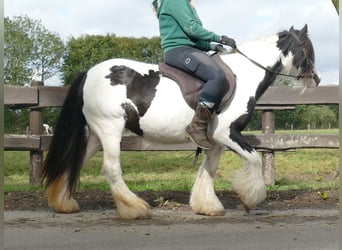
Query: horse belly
139 79 194 143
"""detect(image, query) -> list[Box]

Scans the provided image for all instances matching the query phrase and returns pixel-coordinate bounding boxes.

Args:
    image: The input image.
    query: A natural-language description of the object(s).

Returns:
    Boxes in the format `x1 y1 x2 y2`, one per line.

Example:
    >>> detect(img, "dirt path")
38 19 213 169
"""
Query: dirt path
4 189 339 250
4 189 339 212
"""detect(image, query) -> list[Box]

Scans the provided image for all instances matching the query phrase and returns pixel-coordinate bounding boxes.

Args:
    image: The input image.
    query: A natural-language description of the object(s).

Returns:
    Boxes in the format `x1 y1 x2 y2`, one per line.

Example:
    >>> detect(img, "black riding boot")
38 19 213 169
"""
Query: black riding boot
185 103 213 150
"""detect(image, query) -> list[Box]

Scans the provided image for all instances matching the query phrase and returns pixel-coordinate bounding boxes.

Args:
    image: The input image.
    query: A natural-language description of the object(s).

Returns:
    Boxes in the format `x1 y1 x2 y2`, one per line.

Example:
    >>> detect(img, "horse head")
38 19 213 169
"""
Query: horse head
278 24 320 88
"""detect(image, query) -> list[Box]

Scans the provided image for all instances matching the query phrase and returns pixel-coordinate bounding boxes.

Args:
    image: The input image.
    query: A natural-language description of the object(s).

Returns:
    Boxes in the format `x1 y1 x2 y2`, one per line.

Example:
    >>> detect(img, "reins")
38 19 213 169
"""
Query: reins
233 48 312 80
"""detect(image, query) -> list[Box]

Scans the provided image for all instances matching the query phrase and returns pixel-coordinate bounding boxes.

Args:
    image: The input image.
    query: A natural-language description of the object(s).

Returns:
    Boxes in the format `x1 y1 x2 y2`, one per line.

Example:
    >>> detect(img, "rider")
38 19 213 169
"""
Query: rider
152 0 236 150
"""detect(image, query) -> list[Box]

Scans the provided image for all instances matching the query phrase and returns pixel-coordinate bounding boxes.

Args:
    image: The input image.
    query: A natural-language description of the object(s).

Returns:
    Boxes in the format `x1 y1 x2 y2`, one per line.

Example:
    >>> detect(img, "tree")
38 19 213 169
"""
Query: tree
275 105 337 130
62 34 162 84
4 15 65 85
4 15 66 134
331 0 339 14
62 34 118 84
303 105 336 129
4 17 32 85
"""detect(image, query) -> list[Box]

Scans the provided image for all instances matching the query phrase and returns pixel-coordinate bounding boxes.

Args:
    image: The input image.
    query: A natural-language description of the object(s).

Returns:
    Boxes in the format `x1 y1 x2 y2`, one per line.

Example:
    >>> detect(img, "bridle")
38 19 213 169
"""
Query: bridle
231 30 316 81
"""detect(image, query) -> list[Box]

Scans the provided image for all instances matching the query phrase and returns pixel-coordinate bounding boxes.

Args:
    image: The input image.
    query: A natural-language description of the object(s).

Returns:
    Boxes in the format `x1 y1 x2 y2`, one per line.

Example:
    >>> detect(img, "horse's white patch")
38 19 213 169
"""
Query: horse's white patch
139 77 194 142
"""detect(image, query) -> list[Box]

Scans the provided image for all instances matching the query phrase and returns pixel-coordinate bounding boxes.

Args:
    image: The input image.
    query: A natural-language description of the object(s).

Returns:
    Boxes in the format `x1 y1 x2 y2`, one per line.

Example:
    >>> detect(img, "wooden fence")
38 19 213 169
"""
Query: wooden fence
4 82 339 185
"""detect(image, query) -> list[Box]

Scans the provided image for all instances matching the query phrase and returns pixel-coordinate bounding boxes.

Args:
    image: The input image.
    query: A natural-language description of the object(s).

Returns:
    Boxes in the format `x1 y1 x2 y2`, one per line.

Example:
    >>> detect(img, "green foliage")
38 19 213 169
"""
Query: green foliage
245 110 263 130
4 17 32 85
328 104 339 124
4 107 30 134
303 105 336 129
317 191 330 200
4 107 61 134
4 15 65 133
332 0 339 14
4 15 65 84
30 26 65 82
274 105 337 130
244 104 338 131
62 34 162 84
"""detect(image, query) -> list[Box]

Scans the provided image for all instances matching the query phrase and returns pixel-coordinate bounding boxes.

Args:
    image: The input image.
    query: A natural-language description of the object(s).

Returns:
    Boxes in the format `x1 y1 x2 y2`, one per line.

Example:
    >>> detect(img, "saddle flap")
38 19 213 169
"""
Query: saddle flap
159 62 203 93
159 53 236 112
212 54 236 111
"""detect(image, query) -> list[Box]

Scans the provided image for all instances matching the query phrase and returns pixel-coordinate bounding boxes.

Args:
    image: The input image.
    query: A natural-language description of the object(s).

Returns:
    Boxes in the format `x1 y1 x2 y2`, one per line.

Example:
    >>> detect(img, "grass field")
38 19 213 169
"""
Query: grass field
4 129 339 192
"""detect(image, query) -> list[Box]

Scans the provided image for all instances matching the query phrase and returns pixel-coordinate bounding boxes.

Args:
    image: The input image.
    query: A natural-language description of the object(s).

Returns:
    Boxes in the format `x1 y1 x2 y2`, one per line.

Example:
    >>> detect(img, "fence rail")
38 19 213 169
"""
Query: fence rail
4 85 338 108
4 134 339 152
4 83 339 185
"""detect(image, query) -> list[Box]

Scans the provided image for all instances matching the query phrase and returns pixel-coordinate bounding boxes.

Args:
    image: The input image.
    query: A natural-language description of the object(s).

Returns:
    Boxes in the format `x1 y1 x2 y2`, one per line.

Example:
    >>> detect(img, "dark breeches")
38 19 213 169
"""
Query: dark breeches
164 46 228 109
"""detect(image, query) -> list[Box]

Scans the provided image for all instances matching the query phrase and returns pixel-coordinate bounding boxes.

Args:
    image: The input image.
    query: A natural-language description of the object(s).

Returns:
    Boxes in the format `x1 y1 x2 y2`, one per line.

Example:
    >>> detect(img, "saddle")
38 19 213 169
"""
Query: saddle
159 53 236 113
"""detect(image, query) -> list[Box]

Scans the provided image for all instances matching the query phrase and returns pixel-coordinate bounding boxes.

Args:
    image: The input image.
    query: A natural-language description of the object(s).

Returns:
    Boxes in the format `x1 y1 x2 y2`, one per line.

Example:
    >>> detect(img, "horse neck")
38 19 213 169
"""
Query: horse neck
221 33 300 88
219 34 291 104
235 34 283 68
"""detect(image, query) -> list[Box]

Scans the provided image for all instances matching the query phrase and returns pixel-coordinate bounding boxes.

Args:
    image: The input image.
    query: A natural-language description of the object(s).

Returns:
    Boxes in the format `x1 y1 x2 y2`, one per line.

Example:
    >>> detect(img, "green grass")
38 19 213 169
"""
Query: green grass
4 150 339 192
4 129 339 192
243 128 339 135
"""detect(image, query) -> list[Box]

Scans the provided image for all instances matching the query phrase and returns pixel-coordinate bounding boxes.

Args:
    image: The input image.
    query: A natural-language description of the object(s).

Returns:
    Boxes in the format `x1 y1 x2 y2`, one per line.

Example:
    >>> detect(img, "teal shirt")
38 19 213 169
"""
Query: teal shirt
156 0 221 52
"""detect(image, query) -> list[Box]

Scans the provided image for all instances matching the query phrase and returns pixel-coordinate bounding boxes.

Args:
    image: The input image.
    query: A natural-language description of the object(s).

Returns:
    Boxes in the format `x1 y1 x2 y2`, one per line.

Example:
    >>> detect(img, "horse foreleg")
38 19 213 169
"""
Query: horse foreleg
231 149 266 212
99 132 151 220
190 145 225 216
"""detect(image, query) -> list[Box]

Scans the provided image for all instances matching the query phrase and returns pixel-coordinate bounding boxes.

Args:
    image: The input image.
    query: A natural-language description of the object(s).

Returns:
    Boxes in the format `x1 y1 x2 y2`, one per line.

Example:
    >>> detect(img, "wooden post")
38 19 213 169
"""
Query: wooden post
29 81 44 185
261 110 275 185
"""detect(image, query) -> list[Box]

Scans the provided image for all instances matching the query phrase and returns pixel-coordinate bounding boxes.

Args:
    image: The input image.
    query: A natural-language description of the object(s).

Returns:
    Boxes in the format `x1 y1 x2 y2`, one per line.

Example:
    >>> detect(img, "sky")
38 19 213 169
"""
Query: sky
4 0 339 85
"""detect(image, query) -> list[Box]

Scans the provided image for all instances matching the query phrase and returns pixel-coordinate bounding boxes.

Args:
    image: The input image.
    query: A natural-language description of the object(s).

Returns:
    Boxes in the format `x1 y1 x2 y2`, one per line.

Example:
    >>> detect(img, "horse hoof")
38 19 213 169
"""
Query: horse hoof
240 201 250 213
117 210 152 220
51 197 80 213
115 200 153 220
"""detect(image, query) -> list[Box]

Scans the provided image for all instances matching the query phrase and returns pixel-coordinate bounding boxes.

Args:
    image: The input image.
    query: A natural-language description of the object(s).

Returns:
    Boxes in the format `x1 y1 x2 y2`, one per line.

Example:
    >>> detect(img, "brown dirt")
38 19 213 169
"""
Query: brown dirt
4 189 339 212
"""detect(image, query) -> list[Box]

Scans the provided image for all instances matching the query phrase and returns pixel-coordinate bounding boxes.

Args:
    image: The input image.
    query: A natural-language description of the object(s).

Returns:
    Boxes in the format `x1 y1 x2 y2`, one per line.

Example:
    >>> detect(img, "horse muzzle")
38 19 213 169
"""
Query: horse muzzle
313 73 321 86
305 72 321 88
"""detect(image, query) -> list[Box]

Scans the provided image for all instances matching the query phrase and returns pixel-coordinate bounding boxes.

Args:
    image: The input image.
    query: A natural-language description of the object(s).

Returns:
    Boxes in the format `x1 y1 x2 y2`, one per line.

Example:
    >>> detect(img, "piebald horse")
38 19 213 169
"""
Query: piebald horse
42 25 320 219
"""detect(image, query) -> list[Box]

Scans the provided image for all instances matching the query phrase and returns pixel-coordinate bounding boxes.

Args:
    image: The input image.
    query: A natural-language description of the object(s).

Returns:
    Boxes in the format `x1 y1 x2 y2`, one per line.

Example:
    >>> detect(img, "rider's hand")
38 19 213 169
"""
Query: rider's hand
215 44 226 53
221 35 237 49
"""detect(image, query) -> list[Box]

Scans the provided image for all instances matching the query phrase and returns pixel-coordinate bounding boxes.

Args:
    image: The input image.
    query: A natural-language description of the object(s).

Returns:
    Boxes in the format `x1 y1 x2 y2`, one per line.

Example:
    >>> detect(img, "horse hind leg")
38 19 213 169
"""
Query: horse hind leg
103 149 152 219
82 127 103 164
46 130 101 213
46 174 80 213
96 122 151 219
112 187 152 220
190 145 225 216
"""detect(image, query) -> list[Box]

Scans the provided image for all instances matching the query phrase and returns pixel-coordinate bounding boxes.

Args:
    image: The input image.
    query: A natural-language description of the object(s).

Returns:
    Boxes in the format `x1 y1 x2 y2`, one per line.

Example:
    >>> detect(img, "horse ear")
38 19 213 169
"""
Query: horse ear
289 26 295 32
299 24 308 36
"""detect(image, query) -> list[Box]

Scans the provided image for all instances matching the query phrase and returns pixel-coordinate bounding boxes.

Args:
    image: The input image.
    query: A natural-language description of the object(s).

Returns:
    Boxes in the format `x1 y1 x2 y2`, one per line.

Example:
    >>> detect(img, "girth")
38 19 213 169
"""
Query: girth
159 54 236 113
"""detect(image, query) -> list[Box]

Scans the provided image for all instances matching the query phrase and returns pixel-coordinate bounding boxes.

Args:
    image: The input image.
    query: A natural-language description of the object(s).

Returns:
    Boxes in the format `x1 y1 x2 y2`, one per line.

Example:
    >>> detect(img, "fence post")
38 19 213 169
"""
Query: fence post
261 110 275 185
29 80 44 185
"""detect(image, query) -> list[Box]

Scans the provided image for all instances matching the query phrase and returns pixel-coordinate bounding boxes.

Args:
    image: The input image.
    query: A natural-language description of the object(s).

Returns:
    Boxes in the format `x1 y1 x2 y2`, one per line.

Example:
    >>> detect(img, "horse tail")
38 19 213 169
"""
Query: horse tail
42 72 88 194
